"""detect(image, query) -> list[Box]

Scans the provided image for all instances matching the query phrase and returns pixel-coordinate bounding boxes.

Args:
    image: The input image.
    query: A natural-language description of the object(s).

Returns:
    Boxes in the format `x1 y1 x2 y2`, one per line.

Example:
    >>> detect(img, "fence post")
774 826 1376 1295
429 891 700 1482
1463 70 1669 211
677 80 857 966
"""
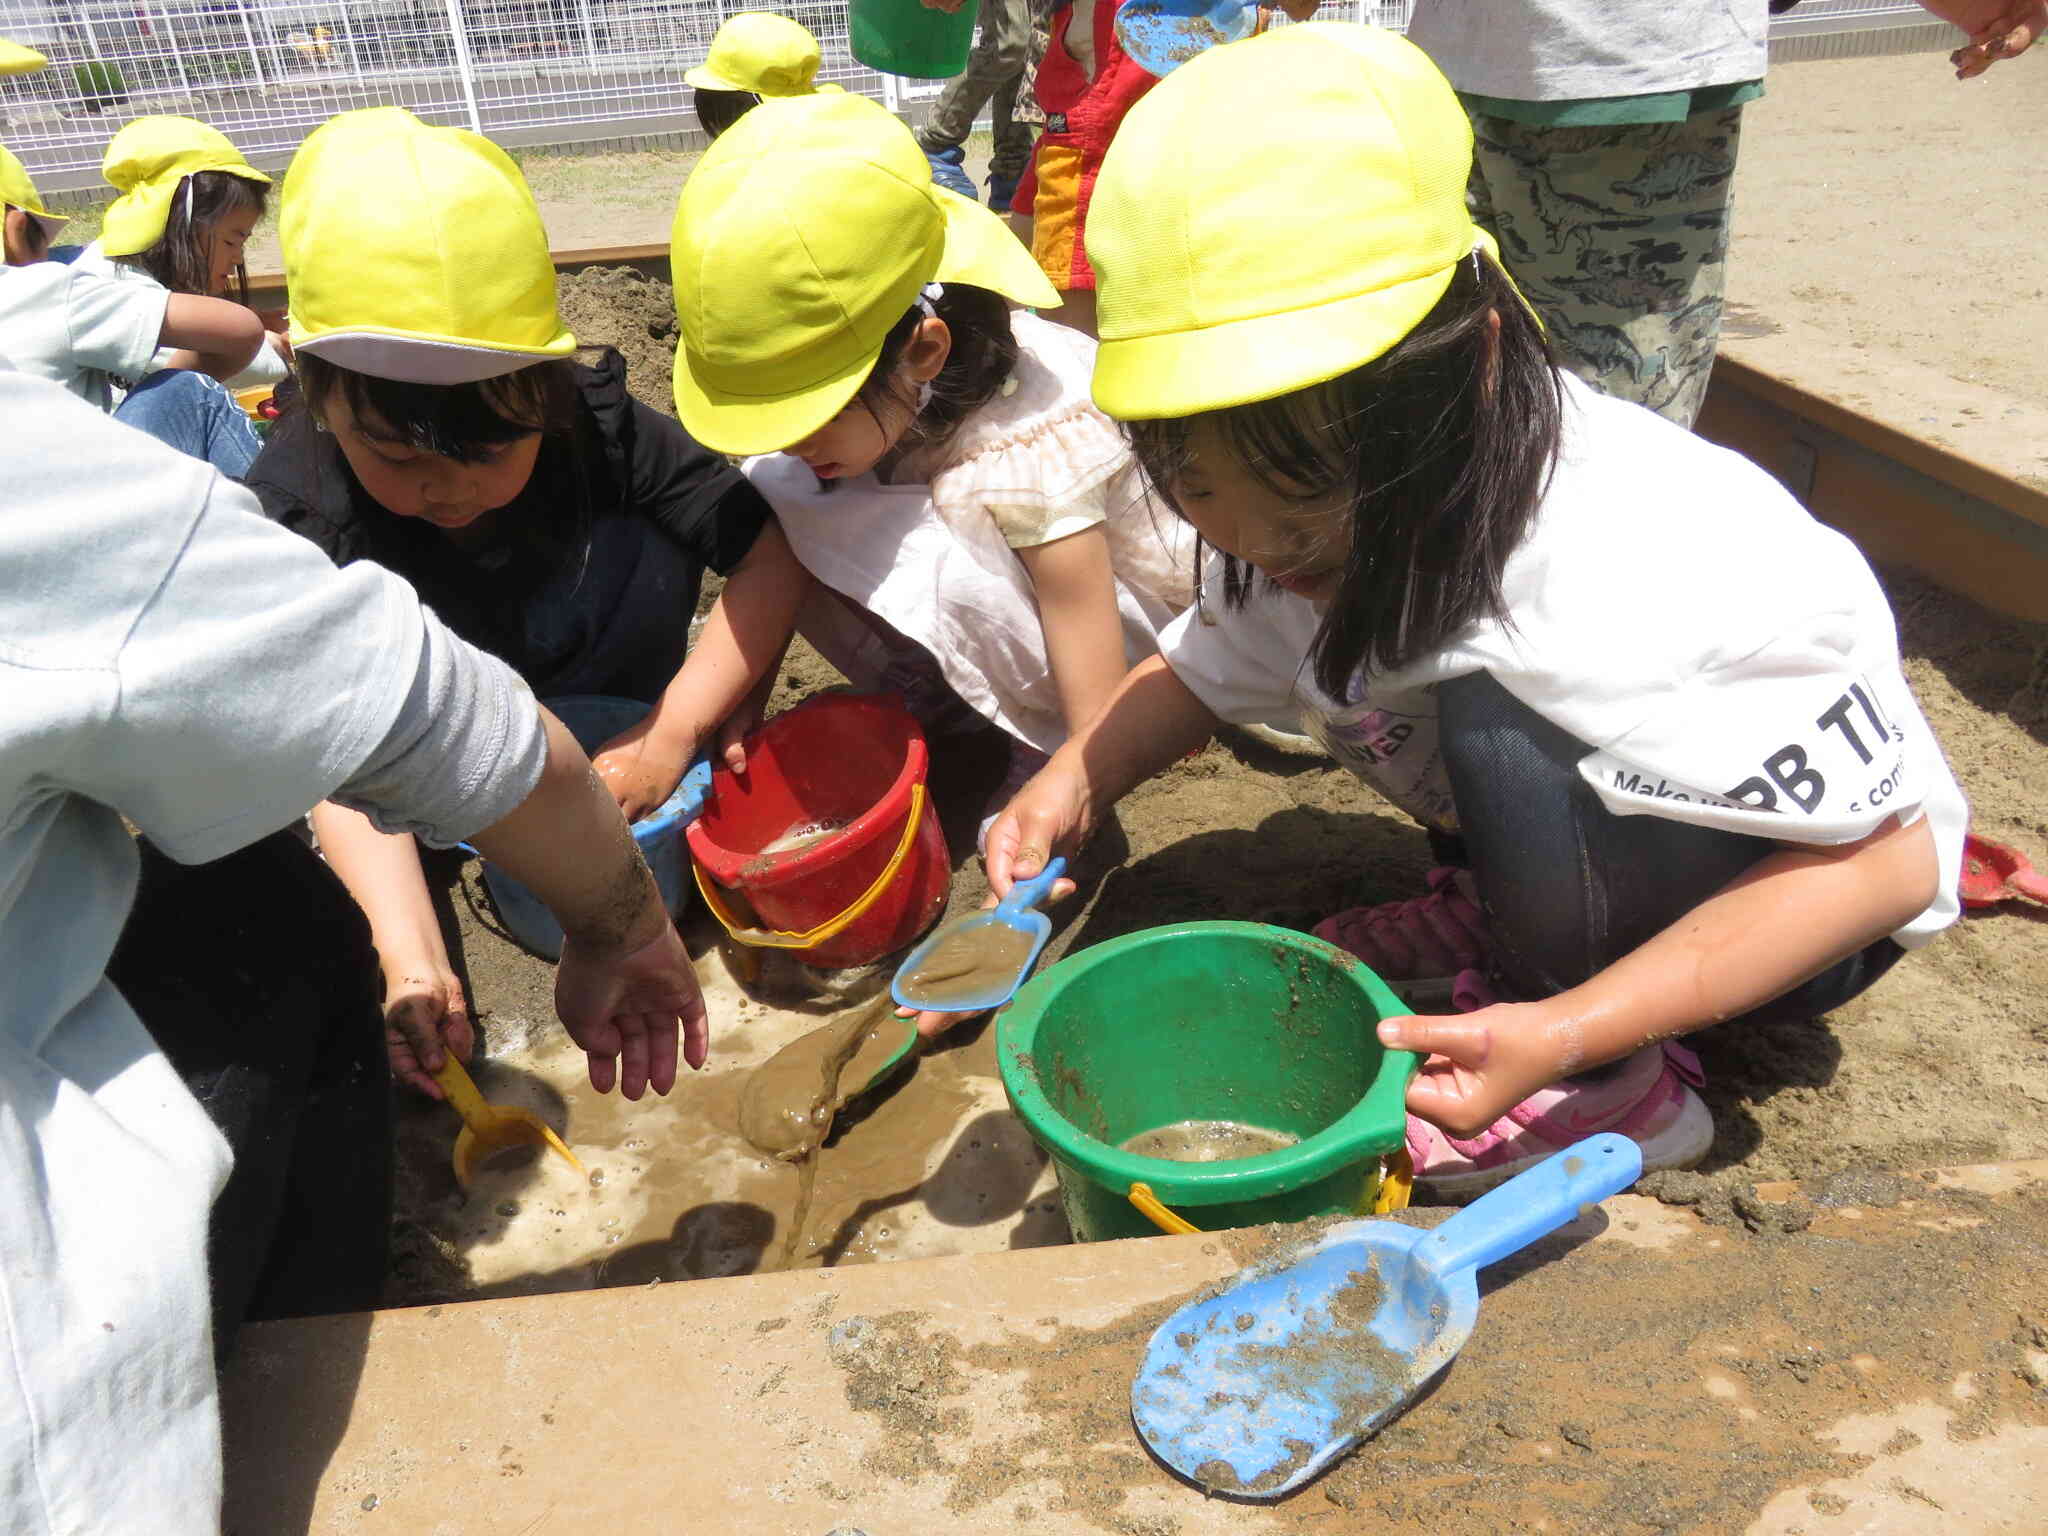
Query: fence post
159 6 193 97
233 0 267 92
335 7 369 82
575 0 600 72
440 0 487 134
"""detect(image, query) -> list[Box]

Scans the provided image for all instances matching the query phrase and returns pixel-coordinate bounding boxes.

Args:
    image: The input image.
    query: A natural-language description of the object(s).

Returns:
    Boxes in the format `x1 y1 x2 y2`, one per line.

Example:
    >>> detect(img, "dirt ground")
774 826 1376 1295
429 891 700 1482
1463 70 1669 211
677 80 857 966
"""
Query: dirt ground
382 42 2048 1310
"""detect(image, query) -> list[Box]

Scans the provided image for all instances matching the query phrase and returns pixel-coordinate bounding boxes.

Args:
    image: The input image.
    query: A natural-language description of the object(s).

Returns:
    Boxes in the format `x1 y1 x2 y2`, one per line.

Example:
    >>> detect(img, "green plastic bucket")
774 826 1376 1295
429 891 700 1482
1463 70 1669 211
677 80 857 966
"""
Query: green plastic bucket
850 0 978 79
998 922 1419 1241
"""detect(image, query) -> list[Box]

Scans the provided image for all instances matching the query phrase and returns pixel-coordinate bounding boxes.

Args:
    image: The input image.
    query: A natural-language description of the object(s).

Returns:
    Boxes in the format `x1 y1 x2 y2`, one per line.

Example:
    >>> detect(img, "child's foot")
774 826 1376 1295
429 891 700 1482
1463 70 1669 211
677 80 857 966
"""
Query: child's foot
924 145 977 200
1313 866 1490 980
987 170 1020 209
1406 1038 1715 1204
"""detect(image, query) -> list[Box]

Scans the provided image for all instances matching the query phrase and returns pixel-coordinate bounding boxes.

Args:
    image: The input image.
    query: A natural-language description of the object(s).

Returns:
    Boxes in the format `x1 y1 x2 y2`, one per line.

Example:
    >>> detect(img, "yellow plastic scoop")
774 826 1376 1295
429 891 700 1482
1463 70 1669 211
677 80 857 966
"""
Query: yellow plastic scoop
431 1054 584 1190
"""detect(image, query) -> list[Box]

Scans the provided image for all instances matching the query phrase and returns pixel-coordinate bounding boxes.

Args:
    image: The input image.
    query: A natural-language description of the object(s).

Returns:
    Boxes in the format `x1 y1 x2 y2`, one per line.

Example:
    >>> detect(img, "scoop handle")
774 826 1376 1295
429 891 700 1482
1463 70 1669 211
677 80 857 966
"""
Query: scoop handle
1416 1132 1643 1281
431 1055 493 1132
997 856 1067 918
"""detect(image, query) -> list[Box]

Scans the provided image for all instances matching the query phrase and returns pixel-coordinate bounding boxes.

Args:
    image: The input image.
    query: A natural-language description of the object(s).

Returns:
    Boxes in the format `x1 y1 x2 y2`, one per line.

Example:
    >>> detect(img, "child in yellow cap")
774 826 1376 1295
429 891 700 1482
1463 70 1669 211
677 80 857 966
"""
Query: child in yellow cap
69 114 282 472
684 11 824 140
0 118 270 471
984 23 1967 1201
0 143 68 265
244 108 808 1095
671 91 1197 988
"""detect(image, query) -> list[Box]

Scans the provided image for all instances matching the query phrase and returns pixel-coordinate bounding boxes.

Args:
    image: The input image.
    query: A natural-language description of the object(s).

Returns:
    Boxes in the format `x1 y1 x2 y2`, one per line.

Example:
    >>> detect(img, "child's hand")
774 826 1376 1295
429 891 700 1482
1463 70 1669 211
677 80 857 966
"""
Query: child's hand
592 723 691 823
983 759 1089 900
383 958 474 1099
1376 1002 1574 1137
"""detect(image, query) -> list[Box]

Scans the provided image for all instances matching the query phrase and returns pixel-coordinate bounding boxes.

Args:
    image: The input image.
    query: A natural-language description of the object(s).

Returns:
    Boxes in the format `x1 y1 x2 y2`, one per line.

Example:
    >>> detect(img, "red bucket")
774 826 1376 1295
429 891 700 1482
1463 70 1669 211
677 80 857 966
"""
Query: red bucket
685 693 951 969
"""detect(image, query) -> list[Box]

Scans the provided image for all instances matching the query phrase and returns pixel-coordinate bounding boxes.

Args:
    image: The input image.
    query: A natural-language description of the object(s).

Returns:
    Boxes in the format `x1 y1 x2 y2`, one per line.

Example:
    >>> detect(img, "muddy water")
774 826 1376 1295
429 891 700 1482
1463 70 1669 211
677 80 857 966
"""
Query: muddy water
737 995 909 1269
1121 1119 1299 1163
756 817 848 857
408 963 1063 1299
898 920 1037 1009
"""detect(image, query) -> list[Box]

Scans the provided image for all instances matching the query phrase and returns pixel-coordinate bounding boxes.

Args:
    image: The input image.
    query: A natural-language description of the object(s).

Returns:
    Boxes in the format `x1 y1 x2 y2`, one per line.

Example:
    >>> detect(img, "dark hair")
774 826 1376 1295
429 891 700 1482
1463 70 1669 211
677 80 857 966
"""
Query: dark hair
296 351 581 464
121 169 267 301
1127 250 1561 699
4 204 52 262
695 87 761 140
848 281 1018 462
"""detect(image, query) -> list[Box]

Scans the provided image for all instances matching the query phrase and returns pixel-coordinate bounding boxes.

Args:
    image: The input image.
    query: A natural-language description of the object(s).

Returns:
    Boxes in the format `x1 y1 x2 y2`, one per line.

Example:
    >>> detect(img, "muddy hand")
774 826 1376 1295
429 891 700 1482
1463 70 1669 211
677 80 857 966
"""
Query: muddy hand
982 758 1090 900
556 920 708 1098
1379 1007 1574 1138
591 725 689 823
383 962 474 1099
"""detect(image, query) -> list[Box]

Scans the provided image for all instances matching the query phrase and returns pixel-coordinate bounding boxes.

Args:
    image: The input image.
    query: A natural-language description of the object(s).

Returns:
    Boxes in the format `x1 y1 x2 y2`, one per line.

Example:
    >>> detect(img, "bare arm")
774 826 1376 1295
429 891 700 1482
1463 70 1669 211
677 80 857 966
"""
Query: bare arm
1015 525 1131 738
156 293 264 381
591 525 812 819
1383 813 1941 1134
983 653 1220 895
467 708 709 1097
312 800 474 1100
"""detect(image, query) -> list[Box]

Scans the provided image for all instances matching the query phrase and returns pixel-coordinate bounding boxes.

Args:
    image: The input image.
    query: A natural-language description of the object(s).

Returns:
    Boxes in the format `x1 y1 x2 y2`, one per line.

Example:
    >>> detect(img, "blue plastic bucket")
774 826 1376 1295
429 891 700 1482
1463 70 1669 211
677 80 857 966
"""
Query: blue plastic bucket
476 695 705 960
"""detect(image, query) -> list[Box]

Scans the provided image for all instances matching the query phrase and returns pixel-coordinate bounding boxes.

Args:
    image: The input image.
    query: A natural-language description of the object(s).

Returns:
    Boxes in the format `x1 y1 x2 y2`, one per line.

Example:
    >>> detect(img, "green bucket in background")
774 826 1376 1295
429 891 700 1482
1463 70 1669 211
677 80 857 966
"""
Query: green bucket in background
997 921 1419 1241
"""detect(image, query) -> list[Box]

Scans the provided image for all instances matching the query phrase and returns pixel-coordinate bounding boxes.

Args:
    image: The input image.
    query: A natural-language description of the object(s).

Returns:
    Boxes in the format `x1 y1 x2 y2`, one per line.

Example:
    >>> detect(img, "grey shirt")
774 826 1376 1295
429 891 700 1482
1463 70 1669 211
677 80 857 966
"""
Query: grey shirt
0 370 545 1535
1404 1 1769 101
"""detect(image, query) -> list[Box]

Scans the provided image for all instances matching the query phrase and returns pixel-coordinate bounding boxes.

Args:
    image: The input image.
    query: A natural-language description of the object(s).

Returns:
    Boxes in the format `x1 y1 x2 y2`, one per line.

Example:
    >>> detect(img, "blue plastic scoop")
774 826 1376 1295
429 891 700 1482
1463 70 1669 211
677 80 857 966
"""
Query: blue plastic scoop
1131 1133 1644 1498
1115 0 1259 78
890 857 1066 1014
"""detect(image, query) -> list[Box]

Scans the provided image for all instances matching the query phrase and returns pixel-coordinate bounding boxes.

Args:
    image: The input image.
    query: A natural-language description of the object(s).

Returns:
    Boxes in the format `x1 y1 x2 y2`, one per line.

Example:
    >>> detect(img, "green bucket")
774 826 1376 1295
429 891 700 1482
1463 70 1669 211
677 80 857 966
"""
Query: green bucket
997 921 1419 1241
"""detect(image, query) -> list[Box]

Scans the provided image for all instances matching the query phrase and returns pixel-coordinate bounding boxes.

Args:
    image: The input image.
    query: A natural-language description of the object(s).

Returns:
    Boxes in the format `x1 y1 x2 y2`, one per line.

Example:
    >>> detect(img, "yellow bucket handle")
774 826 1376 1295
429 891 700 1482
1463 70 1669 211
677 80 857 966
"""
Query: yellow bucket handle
1129 1181 1200 1235
693 784 926 951
1127 1147 1413 1236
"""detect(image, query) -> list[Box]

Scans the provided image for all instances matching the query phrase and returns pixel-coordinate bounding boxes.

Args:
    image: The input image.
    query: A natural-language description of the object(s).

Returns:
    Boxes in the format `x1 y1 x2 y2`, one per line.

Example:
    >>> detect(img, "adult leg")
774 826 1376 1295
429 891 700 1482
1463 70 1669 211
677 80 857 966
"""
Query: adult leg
1466 107 1744 428
113 367 263 478
916 0 1034 158
106 829 392 1364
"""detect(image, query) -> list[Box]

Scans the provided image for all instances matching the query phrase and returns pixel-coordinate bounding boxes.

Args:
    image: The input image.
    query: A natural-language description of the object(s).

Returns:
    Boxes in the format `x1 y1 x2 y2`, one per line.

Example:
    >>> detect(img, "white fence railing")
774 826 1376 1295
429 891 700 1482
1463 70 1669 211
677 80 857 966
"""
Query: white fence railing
0 0 1947 195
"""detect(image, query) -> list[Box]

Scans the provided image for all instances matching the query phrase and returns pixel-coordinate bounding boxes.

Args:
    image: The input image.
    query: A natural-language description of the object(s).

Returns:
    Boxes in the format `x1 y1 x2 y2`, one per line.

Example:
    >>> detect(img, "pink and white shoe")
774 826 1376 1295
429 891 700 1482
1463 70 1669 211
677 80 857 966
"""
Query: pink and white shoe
1406 1038 1715 1204
1313 867 1491 980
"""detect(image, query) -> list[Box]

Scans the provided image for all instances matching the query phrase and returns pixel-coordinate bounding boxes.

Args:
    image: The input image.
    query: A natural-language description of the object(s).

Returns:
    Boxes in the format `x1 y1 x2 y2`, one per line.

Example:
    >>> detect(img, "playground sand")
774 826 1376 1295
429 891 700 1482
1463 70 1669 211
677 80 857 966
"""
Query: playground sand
386 555 2048 1310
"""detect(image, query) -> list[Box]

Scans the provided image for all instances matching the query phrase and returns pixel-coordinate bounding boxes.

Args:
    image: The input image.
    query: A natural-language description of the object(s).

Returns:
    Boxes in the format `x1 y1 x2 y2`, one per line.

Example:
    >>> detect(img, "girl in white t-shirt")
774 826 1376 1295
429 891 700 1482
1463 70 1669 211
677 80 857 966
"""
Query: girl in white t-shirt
669 94 1194 852
985 24 1968 1201
73 115 283 472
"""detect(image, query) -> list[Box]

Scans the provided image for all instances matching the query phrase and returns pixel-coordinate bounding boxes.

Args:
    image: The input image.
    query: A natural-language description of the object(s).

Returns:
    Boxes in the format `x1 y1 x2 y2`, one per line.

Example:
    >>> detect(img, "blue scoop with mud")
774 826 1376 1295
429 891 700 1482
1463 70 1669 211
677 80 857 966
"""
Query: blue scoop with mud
1131 1133 1644 1498
1115 0 1261 77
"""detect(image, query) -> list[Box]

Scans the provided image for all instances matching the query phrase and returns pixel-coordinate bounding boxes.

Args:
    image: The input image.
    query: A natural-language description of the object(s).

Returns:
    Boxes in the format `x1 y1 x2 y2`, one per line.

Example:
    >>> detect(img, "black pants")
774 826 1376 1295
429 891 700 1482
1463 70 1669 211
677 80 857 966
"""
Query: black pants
106 830 391 1363
1437 672 1902 1022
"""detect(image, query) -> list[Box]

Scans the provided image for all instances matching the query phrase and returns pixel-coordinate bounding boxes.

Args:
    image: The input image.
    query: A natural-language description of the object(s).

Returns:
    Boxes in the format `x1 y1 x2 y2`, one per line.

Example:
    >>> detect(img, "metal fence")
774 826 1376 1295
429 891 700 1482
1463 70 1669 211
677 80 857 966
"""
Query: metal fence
0 0 1948 196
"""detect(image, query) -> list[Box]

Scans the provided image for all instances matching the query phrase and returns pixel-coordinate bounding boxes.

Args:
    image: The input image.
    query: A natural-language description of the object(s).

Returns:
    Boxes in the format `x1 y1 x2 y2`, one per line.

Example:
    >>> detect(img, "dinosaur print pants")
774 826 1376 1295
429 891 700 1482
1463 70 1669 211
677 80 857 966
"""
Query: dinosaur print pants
1466 105 1744 429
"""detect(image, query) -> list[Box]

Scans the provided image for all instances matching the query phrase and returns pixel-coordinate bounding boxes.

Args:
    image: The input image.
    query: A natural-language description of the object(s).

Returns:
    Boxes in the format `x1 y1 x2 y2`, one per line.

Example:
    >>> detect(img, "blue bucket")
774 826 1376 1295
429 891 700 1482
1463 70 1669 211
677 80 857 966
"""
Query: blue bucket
476 695 711 960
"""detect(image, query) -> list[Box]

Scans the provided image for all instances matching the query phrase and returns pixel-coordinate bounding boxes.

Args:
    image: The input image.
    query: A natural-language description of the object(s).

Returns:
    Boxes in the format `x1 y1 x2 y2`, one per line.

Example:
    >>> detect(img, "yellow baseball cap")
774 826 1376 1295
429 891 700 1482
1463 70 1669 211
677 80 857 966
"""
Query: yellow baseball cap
282 107 575 385
684 12 822 96
0 38 48 75
1088 22 1486 421
670 90 1056 455
1 144 67 241
99 115 270 257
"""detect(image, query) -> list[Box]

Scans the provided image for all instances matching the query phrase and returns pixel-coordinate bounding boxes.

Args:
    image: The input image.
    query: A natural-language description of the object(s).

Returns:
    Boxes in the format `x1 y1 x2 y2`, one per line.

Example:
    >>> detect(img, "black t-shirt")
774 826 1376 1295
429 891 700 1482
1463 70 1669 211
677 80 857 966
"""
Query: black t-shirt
245 348 768 704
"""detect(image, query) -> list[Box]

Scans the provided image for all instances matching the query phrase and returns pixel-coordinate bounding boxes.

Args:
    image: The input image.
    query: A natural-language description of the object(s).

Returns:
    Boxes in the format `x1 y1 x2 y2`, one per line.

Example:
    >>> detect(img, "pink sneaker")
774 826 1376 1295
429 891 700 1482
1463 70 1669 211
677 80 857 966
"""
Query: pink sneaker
1313 867 1491 980
1406 1040 1715 1204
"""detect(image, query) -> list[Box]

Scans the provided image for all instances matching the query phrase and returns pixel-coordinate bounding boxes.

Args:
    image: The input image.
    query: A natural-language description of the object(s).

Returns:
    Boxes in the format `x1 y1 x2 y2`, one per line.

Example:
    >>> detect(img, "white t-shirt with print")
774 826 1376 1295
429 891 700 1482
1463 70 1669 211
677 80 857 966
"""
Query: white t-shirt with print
0 257 167 410
1162 372 1967 947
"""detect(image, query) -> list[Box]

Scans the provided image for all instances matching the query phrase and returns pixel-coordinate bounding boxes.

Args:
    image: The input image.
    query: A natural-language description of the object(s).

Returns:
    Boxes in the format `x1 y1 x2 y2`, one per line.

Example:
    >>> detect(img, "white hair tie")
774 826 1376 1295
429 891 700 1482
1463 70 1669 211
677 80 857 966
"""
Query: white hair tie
916 281 944 321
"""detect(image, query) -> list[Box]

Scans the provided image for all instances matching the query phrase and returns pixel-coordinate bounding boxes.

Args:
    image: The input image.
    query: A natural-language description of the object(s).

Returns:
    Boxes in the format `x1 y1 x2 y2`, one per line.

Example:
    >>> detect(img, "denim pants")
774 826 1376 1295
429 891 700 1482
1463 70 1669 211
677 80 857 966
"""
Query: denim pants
1438 671 1903 1019
114 367 263 478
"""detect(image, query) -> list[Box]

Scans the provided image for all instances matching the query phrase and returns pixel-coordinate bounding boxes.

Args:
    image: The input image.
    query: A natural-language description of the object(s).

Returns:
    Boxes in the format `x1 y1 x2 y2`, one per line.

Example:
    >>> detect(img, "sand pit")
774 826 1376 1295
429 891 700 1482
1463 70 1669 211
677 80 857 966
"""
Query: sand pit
387 530 2048 1309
